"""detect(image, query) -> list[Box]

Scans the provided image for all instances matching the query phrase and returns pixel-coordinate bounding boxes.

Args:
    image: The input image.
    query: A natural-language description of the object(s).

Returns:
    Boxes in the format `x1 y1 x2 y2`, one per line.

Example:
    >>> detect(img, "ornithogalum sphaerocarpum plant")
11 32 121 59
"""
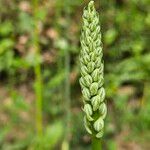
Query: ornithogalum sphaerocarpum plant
79 1 107 148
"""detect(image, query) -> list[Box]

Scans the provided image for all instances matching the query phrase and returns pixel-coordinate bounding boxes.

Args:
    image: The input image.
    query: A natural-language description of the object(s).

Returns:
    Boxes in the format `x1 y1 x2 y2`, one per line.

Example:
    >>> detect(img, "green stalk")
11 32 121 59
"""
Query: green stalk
32 0 43 136
79 1 107 149
92 137 102 150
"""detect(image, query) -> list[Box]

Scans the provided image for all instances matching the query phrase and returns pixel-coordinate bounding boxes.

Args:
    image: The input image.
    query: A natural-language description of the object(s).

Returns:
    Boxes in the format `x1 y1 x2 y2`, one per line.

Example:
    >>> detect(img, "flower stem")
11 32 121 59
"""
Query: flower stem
92 136 102 150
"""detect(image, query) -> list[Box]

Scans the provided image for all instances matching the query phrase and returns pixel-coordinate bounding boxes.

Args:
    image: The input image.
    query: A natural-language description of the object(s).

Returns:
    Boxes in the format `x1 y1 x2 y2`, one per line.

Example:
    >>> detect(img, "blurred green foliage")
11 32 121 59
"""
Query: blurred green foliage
0 0 150 149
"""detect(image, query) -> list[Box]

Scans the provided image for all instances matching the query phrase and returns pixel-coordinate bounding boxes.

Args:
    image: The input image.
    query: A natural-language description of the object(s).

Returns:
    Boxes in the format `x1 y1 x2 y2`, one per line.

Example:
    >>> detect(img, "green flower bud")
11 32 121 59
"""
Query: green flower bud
84 104 93 116
96 47 102 56
99 63 104 73
98 76 104 87
81 54 90 65
81 66 88 76
91 95 100 111
96 26 100 34
82 88 90 101
90 82 99 96
84 117 92 134
90 52 97 61
99 103 107 119
83 74 93 87
91 68 99 82
79 77 85 88
83 104 94 121
93 118 104 132
98 87 105 102
96 130 104 138
87 61 95 73
91 31 97 40
95 57 101 68
95 39 101 46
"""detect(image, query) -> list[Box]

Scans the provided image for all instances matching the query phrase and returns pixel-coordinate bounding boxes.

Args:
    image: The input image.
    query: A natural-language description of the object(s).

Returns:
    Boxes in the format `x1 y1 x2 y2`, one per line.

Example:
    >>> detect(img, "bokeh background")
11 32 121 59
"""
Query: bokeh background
0 0 150 149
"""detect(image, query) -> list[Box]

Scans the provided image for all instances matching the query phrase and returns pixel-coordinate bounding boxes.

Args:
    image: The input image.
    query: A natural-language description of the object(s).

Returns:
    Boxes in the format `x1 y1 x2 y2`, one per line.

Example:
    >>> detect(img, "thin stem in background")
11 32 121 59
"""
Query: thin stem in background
62 47 71 150
62 1 71 149
32 0 43 136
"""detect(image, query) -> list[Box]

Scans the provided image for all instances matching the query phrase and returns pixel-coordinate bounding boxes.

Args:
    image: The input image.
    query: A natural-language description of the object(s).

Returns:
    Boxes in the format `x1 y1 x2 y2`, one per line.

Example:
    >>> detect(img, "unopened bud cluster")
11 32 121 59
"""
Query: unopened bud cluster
79 1 107 138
